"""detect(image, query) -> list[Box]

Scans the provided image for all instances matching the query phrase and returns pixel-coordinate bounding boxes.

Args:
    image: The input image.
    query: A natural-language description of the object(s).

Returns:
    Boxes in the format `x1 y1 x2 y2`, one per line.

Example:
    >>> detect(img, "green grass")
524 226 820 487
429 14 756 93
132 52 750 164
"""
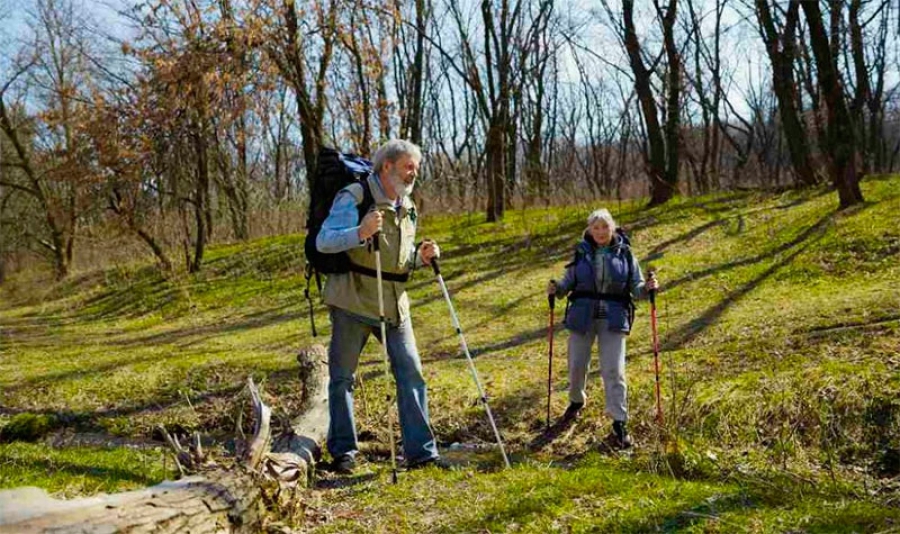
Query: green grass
1 177 899 530
303 454 900 533
0 442 172 497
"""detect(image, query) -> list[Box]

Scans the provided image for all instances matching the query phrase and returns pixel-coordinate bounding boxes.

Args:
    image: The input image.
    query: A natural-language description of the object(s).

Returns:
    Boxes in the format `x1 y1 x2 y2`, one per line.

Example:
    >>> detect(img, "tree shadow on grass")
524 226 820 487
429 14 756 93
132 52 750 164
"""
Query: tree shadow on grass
433 454 895 534
659 210 835 352
607 471 899 533
0 456 165 488
416 201 836 365
659 210 836 296
432 370 556 457
527 413 579 452
642 218 727 263
0 364 305 438
108 304 301 349
0 350 198 398
419 321 563 365
429 468 743 534
642 189 830 265
0 382 244 424
601 491 756 533
77 276 175 320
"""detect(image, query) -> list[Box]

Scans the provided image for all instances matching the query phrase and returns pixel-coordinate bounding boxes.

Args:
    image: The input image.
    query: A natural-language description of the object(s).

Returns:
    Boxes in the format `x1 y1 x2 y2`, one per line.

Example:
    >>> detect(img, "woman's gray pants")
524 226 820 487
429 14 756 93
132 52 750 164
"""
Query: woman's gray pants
567 318 628 421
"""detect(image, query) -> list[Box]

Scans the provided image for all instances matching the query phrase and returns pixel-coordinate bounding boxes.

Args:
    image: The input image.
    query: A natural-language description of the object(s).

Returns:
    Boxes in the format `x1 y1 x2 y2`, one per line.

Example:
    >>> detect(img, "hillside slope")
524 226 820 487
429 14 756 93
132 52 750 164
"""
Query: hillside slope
2 177 898 531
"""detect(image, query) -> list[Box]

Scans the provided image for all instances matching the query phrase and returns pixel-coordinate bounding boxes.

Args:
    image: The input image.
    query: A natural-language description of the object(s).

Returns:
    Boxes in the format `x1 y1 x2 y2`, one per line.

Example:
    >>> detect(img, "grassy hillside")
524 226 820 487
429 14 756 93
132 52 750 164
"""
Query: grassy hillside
1 176 898 530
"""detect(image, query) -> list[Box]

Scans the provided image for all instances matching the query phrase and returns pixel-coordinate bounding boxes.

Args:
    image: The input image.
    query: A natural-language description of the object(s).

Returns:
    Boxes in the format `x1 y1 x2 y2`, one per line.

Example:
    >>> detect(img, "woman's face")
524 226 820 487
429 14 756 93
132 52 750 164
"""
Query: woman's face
588 219 613 246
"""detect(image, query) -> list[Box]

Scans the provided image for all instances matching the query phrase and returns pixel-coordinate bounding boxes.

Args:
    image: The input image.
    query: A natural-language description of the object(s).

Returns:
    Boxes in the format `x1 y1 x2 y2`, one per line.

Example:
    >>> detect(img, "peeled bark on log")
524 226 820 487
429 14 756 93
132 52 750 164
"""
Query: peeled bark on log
0 344 329 534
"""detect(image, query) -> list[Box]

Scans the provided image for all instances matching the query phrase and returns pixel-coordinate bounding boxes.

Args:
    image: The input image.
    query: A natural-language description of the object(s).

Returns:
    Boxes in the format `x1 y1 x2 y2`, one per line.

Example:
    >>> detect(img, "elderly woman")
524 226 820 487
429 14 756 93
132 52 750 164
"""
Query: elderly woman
547 208 658 449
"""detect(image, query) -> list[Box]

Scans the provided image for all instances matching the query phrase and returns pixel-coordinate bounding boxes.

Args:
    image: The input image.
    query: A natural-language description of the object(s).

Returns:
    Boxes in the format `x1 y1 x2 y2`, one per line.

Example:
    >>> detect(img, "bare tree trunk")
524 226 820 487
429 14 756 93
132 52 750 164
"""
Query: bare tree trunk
755 0 820 187
191 130 209 273
800 1 864 208
620 0 679 207
448 0 547 221
660 0 681 203
0 95 69 279
399 0 429 145
268 0 338 200
849 0 890 173
344 7 372 156
485 122 506 222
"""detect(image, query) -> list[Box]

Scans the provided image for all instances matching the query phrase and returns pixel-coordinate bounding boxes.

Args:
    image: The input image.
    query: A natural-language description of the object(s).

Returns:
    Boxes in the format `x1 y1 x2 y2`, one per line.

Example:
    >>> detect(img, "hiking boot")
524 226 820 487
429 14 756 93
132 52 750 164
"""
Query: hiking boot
562 402 584 422
406 456 454 471
325 455 356 474
609 420 633 450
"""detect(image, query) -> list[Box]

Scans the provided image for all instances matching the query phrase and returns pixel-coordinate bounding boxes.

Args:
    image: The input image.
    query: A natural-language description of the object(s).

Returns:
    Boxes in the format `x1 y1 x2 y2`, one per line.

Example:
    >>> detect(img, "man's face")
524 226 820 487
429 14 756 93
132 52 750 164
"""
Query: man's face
385 154 420 197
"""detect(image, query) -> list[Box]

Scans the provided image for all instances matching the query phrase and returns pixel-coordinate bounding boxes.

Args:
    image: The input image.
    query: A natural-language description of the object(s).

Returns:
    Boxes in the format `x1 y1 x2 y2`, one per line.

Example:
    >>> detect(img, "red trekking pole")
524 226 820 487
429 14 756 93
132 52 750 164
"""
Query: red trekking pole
546 290 555 431
648 269 664 426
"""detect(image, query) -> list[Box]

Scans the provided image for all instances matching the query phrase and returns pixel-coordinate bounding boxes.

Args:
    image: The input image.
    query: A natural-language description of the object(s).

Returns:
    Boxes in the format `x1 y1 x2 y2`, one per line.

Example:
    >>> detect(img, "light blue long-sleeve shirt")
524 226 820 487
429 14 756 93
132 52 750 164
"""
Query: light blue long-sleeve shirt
315 187 370 254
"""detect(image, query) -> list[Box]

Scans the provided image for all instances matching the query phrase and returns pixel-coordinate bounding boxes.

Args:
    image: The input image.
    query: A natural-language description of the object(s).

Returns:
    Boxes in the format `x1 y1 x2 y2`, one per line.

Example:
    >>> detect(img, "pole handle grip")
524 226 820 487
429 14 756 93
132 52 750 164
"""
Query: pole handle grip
430 257 441 275
372 231 380 251
548 293 555 310
648 268 657 306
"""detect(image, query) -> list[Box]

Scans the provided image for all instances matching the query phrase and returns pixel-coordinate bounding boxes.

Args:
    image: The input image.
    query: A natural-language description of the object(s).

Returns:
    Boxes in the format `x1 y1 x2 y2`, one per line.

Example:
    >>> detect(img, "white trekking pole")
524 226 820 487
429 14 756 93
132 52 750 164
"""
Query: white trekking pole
373 231 399 483
430 257 511 468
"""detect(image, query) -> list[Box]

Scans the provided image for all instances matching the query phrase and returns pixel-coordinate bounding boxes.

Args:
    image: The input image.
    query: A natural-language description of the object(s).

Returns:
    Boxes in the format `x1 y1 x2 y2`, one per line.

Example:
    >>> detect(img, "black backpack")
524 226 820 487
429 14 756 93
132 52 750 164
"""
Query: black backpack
303 147 375 275
303 147 374 336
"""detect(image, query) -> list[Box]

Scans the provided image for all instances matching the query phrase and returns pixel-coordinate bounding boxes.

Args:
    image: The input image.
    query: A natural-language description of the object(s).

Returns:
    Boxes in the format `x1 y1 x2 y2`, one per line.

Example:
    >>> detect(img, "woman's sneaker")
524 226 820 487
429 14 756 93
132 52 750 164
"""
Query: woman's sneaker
561 402 584 422
609 421 633 449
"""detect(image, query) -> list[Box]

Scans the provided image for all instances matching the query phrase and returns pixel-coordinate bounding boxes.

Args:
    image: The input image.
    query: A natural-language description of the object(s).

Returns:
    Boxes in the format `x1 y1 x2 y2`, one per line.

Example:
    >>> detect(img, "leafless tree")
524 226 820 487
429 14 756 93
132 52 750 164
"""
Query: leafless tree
800 1 864 207
0 0 99 279
262 0 339 198
602 0 682 207
754 0 820 187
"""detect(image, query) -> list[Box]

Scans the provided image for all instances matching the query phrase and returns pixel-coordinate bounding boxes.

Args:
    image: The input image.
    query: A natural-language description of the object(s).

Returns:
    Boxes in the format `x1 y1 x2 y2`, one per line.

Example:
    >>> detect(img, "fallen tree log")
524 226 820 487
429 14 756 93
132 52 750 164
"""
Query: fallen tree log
0 344 329 534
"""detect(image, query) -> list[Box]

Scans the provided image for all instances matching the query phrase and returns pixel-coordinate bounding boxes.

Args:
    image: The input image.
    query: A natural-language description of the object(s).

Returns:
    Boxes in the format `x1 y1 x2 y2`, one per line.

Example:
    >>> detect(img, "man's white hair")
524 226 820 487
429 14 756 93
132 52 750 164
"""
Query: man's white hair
587 208 616 230
372 139 422 173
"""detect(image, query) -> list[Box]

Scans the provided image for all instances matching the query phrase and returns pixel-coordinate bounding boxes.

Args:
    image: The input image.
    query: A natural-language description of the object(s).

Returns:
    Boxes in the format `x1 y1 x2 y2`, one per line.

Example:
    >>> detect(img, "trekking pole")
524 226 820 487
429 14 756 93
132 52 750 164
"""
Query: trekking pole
431 258 511 468
373 231 399 484
547 290 555 431
648 268 664 427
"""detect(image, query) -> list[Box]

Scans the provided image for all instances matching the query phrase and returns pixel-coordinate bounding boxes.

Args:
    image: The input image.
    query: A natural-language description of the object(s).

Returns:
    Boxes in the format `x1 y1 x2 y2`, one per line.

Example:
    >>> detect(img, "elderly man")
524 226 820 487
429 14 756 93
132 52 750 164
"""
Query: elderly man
316 139 445 474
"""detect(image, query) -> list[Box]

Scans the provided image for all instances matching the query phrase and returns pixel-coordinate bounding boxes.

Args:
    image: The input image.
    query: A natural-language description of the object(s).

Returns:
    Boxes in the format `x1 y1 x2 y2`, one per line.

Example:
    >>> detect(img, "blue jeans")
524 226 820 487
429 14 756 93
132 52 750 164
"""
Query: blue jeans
326 306 438 464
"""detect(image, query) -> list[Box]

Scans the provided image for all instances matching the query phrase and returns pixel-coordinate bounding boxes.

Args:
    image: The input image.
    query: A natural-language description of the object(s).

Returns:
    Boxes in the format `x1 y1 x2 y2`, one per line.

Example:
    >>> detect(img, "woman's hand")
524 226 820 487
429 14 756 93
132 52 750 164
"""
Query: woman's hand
547 279 558 296
646 271 659 291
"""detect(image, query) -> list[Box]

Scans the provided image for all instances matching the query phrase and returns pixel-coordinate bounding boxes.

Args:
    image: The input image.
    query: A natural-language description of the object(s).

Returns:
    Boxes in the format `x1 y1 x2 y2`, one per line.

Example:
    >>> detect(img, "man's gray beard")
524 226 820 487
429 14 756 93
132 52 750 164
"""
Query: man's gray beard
390 172 415 198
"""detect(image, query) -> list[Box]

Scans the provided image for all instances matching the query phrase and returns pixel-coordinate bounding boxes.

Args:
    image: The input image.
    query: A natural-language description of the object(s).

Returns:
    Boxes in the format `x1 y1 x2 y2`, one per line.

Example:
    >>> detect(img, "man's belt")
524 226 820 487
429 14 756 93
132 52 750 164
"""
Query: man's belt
348 262 410 283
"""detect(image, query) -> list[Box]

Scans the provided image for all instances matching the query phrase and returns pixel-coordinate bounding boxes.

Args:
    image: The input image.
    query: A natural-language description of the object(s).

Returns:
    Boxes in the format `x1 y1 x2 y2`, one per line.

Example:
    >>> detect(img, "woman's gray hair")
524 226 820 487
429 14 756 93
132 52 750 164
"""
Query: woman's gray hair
372 139 423 173
587 208 616 230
